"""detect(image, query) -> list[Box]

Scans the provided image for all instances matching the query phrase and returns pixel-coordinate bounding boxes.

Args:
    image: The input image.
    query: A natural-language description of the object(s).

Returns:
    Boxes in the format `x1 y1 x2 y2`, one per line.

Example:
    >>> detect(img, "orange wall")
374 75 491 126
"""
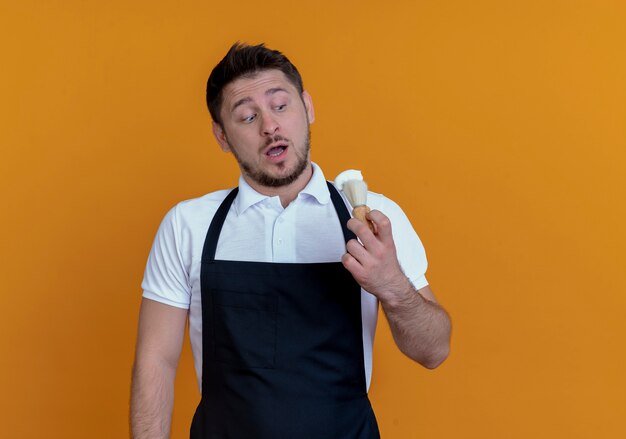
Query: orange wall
1 1 625 438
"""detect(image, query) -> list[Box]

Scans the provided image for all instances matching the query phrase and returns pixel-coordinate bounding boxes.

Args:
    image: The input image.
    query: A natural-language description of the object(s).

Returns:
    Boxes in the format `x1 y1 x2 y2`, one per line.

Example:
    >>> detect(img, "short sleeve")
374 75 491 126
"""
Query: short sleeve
381 197 429 290
141 204 191 309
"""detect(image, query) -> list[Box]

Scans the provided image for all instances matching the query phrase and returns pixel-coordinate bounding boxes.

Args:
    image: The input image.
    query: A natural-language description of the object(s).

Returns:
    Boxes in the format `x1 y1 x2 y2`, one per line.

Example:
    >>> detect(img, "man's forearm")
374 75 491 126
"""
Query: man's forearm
381 282 451 369
130 358 176 439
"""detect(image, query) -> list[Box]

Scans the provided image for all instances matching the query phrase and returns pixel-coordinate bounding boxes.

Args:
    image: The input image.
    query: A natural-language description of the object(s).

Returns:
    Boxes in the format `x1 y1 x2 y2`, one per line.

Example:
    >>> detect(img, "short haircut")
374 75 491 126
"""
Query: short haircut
206 42 304 126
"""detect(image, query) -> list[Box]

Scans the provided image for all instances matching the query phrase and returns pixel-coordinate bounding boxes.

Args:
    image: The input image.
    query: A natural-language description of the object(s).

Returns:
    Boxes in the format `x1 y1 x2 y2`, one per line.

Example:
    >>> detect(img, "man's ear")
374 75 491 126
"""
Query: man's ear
212 121 231 152
302 91 315 124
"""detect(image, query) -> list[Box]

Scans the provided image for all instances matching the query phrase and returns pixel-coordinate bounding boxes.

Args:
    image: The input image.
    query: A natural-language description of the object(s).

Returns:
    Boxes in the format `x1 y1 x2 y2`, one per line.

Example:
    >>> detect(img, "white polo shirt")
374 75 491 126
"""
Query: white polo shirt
142 162 428 391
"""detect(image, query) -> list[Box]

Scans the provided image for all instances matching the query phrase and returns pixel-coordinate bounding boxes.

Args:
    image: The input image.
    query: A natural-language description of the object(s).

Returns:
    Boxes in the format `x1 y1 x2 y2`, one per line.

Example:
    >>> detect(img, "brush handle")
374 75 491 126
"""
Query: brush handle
352 205 375 233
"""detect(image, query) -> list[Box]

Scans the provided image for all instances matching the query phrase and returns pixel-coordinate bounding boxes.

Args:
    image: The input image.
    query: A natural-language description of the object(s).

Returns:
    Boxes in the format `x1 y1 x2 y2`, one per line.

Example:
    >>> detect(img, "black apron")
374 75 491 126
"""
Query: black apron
190 182 380 439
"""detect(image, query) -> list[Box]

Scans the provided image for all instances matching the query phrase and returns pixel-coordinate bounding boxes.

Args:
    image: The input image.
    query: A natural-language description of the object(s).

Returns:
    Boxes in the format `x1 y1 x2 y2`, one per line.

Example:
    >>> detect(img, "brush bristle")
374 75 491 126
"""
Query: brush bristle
343 180 368 207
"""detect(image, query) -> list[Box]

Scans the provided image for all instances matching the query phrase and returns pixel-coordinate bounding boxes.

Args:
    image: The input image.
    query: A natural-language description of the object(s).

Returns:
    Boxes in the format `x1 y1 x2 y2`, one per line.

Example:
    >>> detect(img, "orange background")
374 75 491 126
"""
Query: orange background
1 1 625 438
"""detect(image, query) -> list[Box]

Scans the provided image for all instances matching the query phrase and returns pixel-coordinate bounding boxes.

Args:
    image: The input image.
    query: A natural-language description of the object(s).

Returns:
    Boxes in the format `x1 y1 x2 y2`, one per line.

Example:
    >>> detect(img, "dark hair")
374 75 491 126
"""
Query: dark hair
206 42 304 126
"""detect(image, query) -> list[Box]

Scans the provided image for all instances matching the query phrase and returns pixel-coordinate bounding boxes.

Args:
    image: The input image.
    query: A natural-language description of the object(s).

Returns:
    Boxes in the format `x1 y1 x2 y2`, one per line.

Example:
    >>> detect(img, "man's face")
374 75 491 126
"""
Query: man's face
212 69 315 190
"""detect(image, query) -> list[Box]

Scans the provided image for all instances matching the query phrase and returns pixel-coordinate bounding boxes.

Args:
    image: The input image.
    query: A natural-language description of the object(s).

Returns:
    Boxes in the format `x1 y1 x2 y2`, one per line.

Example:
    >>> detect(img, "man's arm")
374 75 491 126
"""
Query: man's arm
379 283 450 369
130 298 188 438
342 210 451 369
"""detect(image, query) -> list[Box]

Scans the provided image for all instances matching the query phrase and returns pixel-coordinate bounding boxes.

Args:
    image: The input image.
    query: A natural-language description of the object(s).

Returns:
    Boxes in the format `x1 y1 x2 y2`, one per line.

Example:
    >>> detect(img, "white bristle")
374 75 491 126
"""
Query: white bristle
343 179 368 207
334 169 363 190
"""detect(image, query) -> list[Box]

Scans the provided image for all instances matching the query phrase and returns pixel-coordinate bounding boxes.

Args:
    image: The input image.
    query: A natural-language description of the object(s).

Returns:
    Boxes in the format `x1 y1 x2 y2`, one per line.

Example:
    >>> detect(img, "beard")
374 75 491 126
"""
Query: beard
228 128 311 188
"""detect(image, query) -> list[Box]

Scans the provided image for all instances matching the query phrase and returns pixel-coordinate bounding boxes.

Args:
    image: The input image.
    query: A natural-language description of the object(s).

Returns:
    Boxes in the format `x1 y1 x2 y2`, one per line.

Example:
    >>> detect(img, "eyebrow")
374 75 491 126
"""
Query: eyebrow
230 87 290 113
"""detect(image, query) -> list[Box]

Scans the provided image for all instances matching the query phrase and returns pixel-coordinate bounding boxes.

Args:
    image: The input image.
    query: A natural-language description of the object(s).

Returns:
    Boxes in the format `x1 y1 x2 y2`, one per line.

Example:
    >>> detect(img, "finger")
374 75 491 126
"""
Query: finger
345 238 371 265
366 210 393 242
347 217 379 250
341 253 365 279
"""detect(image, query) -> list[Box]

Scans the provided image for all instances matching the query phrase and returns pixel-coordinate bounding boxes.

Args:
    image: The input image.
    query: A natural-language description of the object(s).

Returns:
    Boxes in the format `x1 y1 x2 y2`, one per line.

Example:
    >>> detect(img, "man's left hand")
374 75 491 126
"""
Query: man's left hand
342 210 411 302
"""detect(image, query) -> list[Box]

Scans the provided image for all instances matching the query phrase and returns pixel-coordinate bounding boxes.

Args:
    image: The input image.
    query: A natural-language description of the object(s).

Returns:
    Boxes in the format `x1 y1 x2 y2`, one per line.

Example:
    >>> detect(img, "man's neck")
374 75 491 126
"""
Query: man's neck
242 163 314 208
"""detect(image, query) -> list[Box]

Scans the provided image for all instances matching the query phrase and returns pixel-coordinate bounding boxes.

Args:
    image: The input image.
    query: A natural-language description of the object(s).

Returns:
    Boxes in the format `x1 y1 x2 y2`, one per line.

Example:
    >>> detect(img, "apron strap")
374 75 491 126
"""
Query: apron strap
201 187 239 262
326 181 357 244
201 181 356 262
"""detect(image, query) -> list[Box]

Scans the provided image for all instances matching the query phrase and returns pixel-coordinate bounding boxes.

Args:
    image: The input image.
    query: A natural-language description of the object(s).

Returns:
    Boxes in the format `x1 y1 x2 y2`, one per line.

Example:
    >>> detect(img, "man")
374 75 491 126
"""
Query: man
131 43 451 439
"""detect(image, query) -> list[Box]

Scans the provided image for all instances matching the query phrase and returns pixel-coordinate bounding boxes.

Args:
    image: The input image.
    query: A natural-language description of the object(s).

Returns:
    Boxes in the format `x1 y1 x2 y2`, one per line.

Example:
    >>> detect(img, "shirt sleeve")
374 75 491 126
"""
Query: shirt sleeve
141 204 191 309
381 197 429 290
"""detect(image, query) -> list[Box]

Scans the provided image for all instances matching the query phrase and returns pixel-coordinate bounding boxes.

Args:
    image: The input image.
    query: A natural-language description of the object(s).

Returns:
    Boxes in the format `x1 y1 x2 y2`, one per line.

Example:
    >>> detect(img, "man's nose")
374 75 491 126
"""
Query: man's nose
260 112 279 136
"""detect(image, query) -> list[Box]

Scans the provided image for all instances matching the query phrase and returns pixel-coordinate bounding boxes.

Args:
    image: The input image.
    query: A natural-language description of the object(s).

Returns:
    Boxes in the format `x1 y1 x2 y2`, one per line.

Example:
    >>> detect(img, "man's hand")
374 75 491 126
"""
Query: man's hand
342 209 451 369
342 210 411 304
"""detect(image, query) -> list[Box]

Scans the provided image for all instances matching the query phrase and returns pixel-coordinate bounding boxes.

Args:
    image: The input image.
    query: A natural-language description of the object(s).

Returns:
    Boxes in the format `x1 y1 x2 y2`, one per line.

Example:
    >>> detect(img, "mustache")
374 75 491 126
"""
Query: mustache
263 135 289 148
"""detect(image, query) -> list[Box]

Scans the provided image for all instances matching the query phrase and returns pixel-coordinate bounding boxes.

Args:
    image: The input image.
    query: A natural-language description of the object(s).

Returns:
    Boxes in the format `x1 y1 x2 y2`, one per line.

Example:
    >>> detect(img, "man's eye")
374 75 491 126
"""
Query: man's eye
276 104 286 111
243 114 256 123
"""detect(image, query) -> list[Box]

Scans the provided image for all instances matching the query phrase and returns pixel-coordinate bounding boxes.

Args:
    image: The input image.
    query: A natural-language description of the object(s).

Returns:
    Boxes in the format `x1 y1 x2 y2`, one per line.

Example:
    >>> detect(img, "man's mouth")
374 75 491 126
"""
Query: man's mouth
267 145 286 157
264 140 289 160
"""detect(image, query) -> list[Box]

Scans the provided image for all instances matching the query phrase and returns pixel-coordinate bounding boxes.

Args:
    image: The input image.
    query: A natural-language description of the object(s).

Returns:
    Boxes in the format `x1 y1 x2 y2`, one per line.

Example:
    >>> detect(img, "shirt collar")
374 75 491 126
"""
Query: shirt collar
234 162 331 215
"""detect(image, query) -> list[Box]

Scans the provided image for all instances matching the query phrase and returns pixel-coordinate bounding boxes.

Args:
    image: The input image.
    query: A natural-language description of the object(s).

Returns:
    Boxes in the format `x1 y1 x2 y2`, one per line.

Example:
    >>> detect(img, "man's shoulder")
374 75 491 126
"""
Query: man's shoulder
171 187 235 224
366 190 396 211
178 187 234 207
331 186 405 218
366 191 416 226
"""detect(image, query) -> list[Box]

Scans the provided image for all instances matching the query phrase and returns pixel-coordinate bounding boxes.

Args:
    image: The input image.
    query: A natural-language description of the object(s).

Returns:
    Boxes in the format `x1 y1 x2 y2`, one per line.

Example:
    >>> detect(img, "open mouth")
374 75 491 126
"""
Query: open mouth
265 142 289 160
267 145 286 157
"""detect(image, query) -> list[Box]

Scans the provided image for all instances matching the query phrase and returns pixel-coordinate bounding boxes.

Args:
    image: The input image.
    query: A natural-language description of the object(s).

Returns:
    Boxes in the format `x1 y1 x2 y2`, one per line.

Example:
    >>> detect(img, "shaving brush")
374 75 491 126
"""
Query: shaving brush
335 170 375 233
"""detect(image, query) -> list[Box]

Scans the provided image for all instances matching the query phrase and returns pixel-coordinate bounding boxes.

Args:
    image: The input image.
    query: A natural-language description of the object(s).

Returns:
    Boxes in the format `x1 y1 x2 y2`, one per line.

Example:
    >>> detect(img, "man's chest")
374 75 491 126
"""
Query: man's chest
215 200 347 264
